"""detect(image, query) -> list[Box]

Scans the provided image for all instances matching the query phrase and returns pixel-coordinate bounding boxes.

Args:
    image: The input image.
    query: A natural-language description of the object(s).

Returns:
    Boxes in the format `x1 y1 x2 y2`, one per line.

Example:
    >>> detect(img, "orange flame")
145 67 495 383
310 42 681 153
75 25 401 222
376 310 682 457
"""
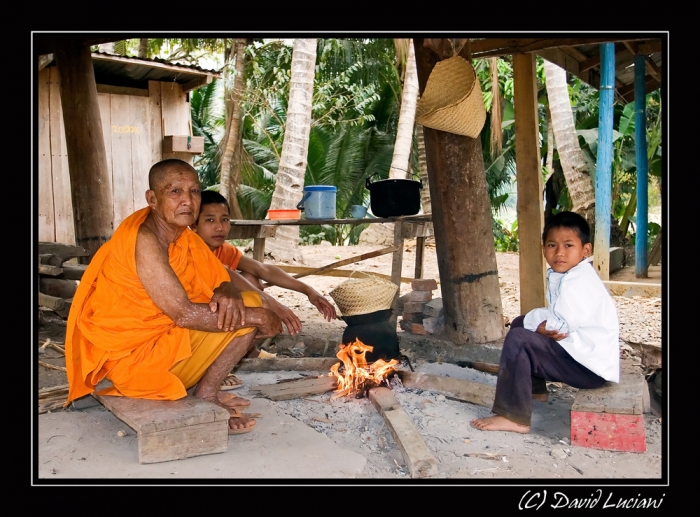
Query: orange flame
329 338 399 398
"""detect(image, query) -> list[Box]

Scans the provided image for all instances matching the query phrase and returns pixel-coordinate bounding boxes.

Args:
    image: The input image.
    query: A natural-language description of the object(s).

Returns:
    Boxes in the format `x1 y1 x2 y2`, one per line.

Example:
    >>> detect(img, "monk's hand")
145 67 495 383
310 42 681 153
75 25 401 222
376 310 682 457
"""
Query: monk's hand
536 320 568 341
210 282 246 331
255 308 284 339
308 291 337 322
266 295 302 335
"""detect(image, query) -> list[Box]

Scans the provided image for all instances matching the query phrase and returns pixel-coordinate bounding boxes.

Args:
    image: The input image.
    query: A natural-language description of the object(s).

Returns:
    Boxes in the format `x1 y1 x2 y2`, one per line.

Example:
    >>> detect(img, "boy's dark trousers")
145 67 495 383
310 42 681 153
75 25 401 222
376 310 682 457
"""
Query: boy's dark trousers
492 316 607 426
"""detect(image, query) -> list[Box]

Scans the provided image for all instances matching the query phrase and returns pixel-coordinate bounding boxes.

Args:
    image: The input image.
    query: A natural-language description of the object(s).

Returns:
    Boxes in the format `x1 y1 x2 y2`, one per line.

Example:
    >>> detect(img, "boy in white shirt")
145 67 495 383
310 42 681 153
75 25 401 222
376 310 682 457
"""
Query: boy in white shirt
471 211 620 433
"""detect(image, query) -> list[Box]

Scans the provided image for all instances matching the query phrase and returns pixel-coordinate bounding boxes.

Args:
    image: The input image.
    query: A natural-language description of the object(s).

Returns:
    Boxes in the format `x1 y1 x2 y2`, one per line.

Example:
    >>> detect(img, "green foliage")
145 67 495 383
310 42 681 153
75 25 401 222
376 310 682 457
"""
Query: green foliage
493 219 519 252
190 80 225 190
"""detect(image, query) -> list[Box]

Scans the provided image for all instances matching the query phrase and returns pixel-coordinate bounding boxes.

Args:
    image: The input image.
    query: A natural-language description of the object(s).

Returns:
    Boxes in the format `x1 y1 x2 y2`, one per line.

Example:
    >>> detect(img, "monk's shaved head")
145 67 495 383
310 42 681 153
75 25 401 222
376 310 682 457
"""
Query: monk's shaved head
149 159 198 191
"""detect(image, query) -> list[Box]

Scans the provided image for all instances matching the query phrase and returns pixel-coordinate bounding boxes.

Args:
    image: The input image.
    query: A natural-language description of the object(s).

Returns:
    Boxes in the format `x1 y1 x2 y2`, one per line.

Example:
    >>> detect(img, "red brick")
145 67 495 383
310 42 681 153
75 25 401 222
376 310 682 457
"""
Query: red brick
410 323 428 335
411 278 438 291
570 411 646 452
409 290 433 302
402 312 424 323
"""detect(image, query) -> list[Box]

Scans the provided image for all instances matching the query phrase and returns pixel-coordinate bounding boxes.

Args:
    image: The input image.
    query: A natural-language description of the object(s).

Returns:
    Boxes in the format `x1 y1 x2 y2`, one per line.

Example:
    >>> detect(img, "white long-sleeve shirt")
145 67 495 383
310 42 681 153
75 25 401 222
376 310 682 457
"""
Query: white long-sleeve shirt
523 259 620 383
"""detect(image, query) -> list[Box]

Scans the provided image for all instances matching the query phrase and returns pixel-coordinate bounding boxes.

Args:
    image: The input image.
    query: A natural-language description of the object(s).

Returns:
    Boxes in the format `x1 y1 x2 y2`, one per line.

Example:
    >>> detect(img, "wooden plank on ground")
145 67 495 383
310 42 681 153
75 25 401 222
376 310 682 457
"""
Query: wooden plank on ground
276 265 413 283
602 281 661 298
249 376 338 401
39 264 63 276
93 392 230 464
368 387 438 478
397 371 496 408
38 242 89 262
61 263 88 280
293 246 398 280
234 357 340 373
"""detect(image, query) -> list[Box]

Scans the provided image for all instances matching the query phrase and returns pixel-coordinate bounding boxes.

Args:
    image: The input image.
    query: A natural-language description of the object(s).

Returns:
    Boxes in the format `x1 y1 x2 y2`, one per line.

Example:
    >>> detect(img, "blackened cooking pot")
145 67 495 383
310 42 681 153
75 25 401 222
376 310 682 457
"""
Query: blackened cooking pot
365 173 422 218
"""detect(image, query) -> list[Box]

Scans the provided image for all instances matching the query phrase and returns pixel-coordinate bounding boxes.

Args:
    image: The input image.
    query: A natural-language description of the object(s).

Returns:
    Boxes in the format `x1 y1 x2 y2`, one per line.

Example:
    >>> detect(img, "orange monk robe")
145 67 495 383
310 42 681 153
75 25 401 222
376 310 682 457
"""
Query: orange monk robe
213 241 243 271
65 207 259 404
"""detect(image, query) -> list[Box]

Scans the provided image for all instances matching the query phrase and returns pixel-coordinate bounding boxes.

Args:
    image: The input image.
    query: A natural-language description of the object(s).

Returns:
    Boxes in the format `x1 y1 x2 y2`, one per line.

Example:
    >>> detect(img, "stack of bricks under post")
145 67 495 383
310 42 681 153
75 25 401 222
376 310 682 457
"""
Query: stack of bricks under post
399 279 445 335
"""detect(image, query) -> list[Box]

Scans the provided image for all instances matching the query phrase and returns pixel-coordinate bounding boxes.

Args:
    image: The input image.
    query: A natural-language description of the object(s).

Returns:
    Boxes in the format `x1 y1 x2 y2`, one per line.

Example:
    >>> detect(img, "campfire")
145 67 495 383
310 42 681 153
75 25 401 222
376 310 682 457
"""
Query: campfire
329 338 399 399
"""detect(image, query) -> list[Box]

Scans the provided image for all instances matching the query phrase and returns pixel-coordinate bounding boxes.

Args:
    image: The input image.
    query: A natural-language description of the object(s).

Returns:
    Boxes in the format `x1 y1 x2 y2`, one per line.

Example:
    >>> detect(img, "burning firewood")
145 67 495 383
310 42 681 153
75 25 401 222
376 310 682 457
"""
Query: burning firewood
329 339 399 399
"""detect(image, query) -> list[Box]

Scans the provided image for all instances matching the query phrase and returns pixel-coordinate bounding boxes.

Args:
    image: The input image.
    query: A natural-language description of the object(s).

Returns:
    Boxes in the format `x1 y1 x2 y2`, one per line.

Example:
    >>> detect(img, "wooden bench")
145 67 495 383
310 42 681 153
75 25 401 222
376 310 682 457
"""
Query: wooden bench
570 362 649 452
93 391 230 464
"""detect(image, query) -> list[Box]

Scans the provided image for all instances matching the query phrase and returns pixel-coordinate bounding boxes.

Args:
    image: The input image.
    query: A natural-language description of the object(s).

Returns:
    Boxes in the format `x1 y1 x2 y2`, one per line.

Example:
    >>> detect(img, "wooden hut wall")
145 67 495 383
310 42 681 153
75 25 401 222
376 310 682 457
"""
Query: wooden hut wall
38 66 193 244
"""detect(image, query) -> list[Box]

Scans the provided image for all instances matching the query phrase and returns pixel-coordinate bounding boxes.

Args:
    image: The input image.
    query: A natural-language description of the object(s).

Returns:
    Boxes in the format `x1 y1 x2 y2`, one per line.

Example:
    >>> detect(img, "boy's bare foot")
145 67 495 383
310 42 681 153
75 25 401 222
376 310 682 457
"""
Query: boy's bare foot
532 393 548 402
470 415 530 434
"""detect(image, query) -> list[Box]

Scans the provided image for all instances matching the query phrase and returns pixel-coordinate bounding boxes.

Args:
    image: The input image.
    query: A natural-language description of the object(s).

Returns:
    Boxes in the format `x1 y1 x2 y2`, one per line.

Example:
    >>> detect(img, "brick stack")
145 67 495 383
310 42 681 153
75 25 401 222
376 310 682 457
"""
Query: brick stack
399 279 445 335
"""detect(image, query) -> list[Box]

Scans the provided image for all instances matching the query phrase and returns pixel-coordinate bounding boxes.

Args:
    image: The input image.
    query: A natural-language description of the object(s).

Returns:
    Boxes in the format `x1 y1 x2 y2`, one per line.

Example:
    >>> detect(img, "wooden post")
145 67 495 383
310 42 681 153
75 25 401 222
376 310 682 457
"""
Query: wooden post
414 236 426 279
513 53 546 315
634 54 649 278
53 38 114 259
252 237 265 262
390 220 405 328
594 43 615 280
413 39 506 345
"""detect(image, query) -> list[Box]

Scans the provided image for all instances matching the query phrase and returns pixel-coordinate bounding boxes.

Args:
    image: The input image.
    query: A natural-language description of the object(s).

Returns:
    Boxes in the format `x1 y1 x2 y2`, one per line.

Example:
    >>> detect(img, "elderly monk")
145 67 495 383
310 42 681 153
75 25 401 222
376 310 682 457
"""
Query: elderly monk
65 159 282 434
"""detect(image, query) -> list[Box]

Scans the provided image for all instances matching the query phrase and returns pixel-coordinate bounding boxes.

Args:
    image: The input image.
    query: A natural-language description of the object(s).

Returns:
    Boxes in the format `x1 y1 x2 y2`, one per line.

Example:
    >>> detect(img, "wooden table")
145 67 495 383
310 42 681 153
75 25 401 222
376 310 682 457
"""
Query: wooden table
227 214 433 295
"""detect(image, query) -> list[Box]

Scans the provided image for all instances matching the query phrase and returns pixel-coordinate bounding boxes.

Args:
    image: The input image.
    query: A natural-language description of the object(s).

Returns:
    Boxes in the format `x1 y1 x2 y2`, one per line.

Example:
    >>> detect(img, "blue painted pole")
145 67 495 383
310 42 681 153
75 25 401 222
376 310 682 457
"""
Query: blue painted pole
634 54 649 278
594 43 614 280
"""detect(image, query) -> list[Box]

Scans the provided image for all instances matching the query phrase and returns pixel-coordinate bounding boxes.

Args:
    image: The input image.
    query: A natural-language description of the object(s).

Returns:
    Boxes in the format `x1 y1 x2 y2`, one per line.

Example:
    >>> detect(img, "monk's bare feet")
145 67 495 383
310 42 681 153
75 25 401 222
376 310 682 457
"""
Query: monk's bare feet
532 393 548 402
217 391 251 410
229 414 256 432
470 415 530 434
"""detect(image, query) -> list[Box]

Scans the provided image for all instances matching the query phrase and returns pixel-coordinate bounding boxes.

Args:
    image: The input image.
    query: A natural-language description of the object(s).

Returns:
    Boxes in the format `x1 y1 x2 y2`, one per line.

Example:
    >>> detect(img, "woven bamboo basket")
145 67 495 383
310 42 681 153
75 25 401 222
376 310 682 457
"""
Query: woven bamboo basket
329 273 399 317
415 55 486 138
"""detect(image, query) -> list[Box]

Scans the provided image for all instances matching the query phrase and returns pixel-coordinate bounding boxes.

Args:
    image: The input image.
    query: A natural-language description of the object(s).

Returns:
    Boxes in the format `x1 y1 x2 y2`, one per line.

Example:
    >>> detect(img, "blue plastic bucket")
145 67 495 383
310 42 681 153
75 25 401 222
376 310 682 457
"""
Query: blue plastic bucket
296 185 336 219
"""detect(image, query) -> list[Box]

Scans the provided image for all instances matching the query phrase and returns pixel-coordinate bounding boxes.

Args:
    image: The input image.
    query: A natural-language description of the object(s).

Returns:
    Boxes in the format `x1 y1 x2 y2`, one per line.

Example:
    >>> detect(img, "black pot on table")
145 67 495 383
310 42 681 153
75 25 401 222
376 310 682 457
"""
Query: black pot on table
365 173 422 218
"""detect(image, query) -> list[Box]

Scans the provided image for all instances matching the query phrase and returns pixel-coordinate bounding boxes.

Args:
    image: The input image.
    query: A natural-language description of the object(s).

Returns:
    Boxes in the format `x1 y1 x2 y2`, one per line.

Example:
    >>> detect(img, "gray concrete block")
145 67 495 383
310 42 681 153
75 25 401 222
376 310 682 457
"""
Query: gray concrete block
424 298 443 318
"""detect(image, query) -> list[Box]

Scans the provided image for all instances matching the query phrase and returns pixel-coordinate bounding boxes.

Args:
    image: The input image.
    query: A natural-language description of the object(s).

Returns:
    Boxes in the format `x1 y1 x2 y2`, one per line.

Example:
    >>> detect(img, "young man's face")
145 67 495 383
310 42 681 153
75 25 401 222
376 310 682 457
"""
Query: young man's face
542 226 592 273
191 203 230 250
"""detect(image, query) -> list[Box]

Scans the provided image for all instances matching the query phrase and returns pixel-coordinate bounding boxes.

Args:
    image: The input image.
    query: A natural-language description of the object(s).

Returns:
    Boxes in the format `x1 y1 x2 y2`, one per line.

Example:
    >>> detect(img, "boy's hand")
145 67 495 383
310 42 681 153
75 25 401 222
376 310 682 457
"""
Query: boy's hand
307 291 337 322
536 320 568 341
265 295 302 335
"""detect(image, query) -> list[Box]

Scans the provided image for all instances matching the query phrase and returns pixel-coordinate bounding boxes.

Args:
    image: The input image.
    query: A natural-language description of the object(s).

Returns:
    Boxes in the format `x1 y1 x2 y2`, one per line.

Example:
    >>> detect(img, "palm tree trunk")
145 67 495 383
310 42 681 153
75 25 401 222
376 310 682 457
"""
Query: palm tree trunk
389 39 419 179
543 60 596 224
219 38 246 219
266 39 317 261
416 124 431 215
138 39 148 58
544 105 554 182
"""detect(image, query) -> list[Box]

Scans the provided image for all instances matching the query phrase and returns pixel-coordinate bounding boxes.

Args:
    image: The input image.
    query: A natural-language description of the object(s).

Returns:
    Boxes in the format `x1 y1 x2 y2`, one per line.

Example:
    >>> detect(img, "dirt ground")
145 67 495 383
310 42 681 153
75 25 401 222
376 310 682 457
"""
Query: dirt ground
36 240 664 480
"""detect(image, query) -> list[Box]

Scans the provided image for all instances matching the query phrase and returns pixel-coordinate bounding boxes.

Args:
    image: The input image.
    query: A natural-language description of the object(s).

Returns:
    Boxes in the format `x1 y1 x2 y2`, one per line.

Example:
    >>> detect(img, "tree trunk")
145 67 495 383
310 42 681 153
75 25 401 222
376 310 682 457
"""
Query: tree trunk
54 38 114 260
389 39 419 180
414 39 505 345
416 124 431 215
544 105 554 182
543 60 596 225
266 39 317 262
219 38 246 219
138 39 148 58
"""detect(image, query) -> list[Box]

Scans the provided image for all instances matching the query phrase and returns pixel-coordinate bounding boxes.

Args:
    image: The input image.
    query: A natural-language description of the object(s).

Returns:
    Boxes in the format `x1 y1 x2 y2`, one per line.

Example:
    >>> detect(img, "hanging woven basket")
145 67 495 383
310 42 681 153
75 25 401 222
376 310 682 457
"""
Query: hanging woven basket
415 55 487 138
329 273 399 317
